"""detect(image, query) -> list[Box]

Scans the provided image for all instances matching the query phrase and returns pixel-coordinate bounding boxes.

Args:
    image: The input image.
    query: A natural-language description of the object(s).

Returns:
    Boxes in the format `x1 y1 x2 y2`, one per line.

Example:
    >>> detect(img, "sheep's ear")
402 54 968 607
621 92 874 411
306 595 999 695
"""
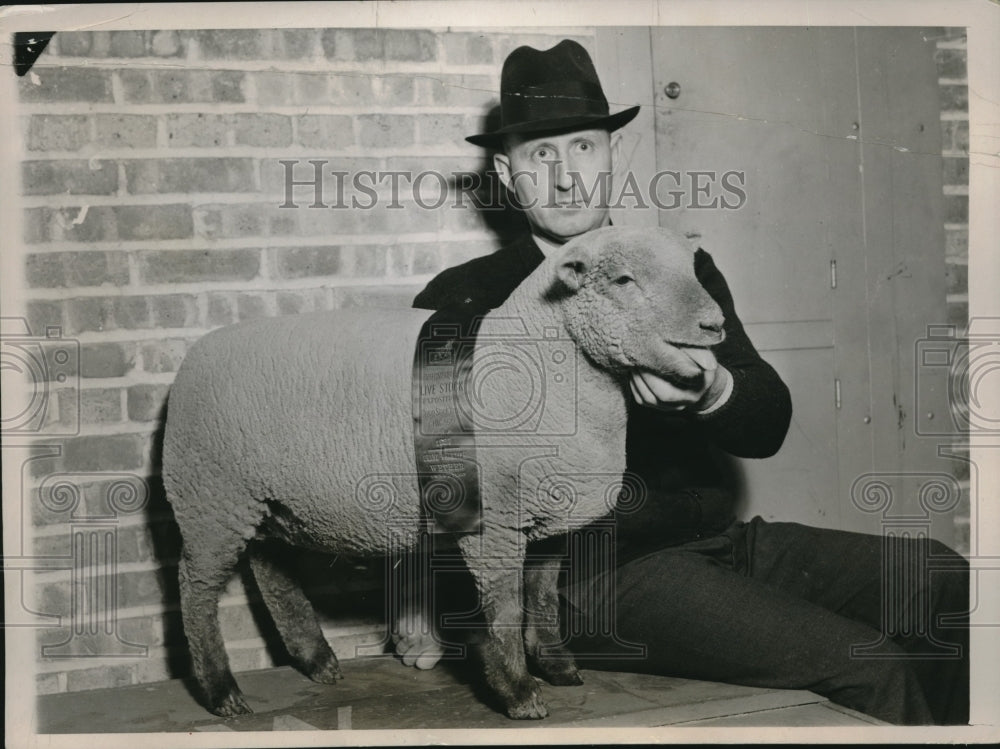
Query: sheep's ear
555 258 588 293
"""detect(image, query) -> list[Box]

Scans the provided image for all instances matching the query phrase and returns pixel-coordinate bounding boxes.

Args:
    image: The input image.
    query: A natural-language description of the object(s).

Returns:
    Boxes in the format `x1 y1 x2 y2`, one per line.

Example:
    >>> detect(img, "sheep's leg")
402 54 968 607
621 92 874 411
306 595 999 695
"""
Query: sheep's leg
523 557 583 686
178 542 252 717
247 542 342 684
458 533 547 720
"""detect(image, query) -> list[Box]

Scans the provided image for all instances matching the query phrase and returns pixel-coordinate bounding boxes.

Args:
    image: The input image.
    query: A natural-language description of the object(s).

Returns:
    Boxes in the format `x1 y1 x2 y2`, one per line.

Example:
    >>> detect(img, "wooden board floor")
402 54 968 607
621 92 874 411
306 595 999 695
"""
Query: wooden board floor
36 656 884 732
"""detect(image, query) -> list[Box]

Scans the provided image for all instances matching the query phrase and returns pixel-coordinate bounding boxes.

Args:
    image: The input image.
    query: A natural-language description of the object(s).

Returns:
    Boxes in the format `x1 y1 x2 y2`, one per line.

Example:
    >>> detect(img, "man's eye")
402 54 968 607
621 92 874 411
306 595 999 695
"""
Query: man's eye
578 142 591 152
614 274 634 286
535 148 550 159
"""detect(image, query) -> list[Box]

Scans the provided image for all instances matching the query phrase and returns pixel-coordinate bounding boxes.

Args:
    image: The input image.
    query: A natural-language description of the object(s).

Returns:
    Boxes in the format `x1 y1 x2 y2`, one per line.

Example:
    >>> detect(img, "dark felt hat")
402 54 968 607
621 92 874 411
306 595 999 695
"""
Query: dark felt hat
466 39 640 147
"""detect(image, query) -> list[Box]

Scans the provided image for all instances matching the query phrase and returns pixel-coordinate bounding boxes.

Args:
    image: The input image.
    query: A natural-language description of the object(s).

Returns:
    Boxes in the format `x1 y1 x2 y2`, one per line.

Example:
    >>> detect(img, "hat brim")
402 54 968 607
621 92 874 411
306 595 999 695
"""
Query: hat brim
465 105 640 148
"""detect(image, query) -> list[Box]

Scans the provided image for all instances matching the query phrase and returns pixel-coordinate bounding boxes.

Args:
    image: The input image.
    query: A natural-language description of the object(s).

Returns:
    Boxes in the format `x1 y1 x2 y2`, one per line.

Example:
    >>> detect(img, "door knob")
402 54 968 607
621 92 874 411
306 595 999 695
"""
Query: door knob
664 82 681 99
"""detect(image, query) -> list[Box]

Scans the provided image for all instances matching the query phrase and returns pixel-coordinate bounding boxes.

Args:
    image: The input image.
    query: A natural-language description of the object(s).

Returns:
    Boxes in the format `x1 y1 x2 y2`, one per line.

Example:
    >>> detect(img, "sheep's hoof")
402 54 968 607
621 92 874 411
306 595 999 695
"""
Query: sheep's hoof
211 690 253 717
528 651 584 686
541 665 584 687
503 680 549 720
306 654 344 684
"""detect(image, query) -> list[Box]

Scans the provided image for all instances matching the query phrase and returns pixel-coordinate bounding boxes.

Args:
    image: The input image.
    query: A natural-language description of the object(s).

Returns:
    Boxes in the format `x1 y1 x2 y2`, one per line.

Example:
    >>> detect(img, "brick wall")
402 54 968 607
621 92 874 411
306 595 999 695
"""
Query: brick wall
935 28 970 555
17 27 594 695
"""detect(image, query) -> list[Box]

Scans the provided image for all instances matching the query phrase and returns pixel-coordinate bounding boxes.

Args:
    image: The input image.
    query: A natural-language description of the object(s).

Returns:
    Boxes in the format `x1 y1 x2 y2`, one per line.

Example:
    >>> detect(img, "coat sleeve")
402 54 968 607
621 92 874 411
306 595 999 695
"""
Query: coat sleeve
690 248 792 458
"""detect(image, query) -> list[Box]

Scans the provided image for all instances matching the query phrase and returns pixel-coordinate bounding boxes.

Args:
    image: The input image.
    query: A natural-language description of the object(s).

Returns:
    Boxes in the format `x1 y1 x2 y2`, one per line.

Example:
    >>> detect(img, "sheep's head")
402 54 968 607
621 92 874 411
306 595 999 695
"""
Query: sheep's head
549 226 725 388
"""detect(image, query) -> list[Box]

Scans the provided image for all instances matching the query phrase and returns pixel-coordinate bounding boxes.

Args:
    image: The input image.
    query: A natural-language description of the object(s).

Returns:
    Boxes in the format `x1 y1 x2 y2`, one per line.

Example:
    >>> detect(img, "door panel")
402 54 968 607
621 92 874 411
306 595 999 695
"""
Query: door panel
642 27 950 538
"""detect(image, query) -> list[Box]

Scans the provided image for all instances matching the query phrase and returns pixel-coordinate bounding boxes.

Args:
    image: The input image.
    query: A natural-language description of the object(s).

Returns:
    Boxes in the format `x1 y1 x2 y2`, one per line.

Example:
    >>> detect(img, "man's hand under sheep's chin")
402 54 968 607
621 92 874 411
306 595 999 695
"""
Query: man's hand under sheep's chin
392 601 445 670
629 347 732 414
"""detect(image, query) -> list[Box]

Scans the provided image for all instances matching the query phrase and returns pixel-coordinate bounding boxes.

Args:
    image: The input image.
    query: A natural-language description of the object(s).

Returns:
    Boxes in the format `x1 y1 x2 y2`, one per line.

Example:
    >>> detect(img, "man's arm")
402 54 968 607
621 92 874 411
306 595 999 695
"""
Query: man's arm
690 248 792 458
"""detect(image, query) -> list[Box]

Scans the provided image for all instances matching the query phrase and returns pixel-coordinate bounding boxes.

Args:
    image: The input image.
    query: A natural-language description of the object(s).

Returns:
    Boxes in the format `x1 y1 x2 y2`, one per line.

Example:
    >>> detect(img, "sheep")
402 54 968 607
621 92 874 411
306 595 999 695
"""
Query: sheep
161 225 726 720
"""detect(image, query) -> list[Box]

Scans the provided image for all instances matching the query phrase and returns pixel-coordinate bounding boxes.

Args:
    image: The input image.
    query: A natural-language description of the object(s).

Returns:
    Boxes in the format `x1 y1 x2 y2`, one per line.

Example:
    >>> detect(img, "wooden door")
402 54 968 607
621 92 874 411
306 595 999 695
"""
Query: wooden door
598 27 952 540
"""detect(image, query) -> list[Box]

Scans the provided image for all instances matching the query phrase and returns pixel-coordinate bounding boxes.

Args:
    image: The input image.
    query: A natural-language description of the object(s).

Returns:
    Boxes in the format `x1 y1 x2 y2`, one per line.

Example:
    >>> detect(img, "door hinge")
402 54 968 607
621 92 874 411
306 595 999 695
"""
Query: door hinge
834 378 842 409
830 259 838 289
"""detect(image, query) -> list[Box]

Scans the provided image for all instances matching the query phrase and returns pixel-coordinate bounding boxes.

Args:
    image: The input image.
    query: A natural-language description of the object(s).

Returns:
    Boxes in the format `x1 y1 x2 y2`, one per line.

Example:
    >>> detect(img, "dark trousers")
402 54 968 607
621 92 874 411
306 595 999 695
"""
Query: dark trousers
560 517 969 725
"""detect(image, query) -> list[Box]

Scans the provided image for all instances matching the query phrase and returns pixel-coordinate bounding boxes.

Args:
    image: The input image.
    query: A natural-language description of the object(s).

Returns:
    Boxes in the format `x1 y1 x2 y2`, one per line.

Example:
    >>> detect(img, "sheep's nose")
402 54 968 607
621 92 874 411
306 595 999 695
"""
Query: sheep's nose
700 318 725 341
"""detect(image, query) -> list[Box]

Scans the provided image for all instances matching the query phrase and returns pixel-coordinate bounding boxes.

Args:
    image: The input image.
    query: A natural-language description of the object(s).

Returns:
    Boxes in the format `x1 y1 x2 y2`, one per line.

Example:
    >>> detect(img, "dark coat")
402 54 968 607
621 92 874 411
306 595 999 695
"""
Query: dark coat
413 233 792 553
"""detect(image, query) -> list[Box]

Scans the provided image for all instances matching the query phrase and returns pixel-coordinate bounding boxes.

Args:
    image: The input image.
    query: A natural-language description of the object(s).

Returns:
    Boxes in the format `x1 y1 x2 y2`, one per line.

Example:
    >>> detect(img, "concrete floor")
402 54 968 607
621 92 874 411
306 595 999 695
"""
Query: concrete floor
36 656 885 732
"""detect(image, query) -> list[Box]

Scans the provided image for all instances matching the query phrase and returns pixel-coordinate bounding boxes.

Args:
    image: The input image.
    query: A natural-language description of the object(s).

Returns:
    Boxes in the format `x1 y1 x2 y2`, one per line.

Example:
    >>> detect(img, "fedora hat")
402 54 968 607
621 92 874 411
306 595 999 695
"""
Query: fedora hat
466 39 640 147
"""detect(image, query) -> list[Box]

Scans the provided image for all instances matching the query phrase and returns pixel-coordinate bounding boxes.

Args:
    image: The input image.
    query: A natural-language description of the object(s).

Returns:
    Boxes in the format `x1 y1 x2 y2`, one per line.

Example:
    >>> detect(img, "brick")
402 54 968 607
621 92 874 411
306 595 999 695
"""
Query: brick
945 227 968 258
80 342 135 378
206 293 236 327
292 72 331 105
255 72 295 106
95 114 157 148
954 121 969 152
276 289 327 315
276 29 317 59
25 115 90 151
140 338 189 373
935 48 967 79
24 207 50 243
56 387 81 428
121 70 245 104
358 114 416 149
57 31 95 56
25 254 65 287
69 251 130 286
193 203 270 240
237 293 272 321
116 204 194 240
166 113 229 147
44 204 192 243
943 194 968 225
443 32 494 65
416 114 467 146
36 673 62 696
18 67 113 103
67 296 143 334
140 248 260 283
939 84 968 112
350 244 388 276
233 114 292 147
151 294 199 328
271 246 342 279
331 285 424 310
945 261 968 295
942 156 968 186
124 158 256 195
22 160 118 196
66 664 136 692
295 114 354 149
26 300 64 333
947 301 968 330
63 433 145 471
147 29 179 56
349 29 436 62
261 157 384 201
110 30 147 57
417 74 495 107
80 388 123 423
127 384 169 422
194 29 266 59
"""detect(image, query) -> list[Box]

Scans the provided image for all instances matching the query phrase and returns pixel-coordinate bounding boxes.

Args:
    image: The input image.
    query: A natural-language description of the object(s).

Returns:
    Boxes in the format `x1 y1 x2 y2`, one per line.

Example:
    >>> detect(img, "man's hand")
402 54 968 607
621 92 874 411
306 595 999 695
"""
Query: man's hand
629 347 731 413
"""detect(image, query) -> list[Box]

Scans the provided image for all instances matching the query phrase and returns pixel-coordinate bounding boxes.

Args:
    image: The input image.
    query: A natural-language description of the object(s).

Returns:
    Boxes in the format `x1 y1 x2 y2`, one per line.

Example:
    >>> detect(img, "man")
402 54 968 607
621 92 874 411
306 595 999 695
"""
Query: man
398 39 969 725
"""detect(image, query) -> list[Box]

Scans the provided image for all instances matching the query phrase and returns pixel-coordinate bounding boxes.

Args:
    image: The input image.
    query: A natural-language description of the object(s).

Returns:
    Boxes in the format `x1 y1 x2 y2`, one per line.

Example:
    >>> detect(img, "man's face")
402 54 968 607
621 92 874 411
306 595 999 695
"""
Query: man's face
494 128 620 245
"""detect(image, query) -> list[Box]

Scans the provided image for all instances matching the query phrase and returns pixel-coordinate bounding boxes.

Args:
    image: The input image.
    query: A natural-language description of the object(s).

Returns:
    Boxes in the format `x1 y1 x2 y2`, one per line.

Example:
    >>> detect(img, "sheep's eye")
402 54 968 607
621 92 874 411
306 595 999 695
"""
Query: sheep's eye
613 274 634 286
